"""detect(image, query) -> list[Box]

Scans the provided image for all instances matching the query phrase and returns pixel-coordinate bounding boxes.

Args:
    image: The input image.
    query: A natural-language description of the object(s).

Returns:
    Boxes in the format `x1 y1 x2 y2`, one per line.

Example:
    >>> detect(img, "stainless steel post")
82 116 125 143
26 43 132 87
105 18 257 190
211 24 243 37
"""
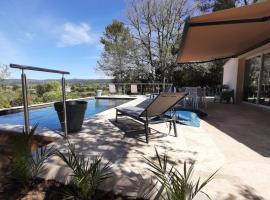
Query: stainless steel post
61 75 68 137
21 70 30 134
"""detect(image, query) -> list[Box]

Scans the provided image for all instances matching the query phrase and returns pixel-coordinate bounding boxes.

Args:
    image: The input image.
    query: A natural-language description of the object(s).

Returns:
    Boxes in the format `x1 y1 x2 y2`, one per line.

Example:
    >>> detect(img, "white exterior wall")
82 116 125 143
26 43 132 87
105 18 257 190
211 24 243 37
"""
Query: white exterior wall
222 58 238 94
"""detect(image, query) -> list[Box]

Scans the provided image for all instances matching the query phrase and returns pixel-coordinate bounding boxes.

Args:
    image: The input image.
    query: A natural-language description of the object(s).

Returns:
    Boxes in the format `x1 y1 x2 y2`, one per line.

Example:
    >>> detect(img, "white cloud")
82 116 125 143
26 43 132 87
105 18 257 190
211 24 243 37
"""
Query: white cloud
24 32 35 40
56 22 94 47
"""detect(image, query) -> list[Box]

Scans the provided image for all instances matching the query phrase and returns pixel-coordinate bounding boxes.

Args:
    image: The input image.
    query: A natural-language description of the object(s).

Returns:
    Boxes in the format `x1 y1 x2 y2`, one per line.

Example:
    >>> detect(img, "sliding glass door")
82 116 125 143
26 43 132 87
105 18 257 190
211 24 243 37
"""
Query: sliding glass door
260 54 270 106
244 53 270 106
244 56 261 104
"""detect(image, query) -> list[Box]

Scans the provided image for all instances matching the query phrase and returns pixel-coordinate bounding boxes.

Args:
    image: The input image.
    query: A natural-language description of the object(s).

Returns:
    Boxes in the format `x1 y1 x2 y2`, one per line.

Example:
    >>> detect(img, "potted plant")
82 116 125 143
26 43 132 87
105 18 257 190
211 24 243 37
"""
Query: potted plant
54 100 88 133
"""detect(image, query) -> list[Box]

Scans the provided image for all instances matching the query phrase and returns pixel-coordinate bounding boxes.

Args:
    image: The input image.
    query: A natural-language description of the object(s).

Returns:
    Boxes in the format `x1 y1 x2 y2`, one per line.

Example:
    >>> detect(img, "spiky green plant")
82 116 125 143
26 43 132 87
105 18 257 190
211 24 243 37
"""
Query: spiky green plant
7 124 55 189
145 148 218 200
56 141 112 200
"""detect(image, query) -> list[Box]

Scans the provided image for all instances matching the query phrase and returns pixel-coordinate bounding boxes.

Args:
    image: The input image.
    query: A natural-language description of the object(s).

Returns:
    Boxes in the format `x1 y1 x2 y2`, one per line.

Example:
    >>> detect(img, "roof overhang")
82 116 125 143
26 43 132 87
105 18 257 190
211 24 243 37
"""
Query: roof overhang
177 1 270 64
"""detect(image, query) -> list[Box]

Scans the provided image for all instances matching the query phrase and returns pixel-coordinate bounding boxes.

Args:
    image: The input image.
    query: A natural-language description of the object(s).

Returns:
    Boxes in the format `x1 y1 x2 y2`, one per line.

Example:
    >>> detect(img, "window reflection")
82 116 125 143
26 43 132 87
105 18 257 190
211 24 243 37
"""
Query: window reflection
244 56 260 104
244 53 270 106
260 54 270 106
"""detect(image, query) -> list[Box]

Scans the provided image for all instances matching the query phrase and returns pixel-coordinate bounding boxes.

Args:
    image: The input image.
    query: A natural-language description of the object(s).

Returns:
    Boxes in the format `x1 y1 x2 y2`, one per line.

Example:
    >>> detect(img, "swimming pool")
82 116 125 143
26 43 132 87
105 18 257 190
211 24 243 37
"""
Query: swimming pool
0 99 130 130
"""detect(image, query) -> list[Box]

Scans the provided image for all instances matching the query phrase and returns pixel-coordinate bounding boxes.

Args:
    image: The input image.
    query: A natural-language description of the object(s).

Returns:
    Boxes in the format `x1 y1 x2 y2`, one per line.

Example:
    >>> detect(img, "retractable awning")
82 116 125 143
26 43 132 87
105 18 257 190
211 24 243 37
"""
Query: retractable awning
177 1 270 63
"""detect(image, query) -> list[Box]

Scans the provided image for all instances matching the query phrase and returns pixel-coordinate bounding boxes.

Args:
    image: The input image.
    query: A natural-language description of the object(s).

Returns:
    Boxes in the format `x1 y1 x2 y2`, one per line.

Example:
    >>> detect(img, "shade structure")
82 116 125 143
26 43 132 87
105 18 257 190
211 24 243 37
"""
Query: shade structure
177 1 270 63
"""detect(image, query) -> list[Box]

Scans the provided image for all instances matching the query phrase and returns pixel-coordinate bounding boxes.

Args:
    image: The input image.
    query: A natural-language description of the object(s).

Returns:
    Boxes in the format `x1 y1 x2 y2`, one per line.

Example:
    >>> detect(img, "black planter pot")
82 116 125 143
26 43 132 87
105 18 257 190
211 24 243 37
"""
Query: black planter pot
54 100 88 133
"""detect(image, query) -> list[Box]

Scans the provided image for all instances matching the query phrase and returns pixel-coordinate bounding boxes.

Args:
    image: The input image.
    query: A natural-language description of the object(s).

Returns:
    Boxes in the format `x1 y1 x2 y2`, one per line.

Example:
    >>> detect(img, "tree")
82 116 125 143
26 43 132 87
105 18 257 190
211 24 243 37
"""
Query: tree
196 0 259 13
172 60 225 89
126 0 192 83
97 20 140 82
0 64 10 84
35 81 60 98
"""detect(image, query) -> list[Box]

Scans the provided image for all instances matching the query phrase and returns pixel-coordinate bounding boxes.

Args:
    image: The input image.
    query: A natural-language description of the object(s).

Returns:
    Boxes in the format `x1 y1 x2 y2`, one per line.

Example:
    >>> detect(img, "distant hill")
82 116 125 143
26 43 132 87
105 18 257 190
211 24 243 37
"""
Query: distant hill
3 79 113 85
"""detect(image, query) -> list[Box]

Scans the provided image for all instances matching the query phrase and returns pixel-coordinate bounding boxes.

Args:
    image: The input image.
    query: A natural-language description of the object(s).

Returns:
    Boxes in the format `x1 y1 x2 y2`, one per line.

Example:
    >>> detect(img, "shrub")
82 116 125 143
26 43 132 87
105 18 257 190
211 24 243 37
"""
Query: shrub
42 91 61 102
145 148 218 200
36 81 60 97
56 141 112 200
7 125 55 189
9 91 34 107
0 95 10 108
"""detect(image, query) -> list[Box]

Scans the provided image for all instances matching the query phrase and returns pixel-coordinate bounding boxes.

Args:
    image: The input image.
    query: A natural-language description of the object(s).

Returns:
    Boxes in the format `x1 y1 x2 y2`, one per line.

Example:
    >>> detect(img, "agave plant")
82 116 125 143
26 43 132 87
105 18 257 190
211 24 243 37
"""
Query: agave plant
145 148 218 200
8 124 55 188
56 141 112 200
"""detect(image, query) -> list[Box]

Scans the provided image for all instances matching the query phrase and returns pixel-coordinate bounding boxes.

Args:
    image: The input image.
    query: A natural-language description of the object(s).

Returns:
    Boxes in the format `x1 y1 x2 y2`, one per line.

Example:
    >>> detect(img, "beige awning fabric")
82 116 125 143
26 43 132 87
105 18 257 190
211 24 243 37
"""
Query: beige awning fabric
177 1 270 63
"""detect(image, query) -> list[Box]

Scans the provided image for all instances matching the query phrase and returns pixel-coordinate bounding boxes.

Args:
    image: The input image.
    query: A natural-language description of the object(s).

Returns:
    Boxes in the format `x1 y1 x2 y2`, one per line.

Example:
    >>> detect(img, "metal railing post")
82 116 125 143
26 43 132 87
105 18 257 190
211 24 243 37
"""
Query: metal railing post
21 69 30 134
61 75 68 137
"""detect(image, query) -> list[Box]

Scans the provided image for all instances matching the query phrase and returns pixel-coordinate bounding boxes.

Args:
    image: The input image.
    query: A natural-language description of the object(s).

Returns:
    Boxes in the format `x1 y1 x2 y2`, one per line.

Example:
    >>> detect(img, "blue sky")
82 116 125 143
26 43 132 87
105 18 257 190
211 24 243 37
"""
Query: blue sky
0 0 126 79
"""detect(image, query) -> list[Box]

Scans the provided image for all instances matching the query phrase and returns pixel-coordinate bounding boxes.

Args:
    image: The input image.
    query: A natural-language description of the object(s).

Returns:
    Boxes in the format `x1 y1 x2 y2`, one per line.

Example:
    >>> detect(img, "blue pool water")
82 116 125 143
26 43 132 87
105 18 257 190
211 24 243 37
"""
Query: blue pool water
0 99 129 130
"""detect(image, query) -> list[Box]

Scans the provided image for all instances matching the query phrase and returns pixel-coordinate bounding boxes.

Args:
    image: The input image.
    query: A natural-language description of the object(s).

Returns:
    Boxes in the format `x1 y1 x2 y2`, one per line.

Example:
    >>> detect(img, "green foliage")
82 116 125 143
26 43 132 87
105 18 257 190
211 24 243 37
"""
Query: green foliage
0 94 11 108
125 0 191 83
36 81 60 97
145 148 218 200
12 84 20 91
0 81 110 109
56 141 112 200
9 90 35 107
42 91 61 102
173 60 225 88
97 20 141 82
7 125 55 189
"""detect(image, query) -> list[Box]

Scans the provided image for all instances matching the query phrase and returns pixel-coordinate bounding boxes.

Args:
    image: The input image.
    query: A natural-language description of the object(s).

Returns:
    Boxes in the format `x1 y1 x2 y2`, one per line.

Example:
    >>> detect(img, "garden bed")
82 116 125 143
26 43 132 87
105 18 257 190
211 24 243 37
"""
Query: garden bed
1 178 145 200
0 131 145 200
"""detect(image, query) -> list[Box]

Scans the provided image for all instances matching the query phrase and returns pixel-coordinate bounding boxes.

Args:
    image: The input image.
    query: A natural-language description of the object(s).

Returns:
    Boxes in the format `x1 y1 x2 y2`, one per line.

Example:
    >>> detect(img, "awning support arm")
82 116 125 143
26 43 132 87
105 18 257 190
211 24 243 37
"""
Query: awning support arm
189 15 270 27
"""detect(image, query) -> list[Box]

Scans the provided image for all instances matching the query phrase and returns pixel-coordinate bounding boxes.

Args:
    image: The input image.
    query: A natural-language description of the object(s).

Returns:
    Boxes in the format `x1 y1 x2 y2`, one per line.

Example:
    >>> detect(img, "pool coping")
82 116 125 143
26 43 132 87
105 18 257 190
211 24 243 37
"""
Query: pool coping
95 95 138 100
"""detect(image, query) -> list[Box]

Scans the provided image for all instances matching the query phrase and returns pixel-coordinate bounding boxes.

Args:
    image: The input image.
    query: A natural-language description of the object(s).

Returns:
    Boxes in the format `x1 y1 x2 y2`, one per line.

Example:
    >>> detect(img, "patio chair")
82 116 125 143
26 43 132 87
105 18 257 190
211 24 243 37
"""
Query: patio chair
131 84 138 95
115 92 187 143
184 87 200 109
214 85 234 103
109 83 116 95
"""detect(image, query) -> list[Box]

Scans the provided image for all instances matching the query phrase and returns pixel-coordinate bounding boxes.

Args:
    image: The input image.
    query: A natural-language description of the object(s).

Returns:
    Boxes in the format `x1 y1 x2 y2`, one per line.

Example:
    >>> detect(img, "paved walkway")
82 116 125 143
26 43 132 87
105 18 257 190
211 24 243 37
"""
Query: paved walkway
41 98 270 200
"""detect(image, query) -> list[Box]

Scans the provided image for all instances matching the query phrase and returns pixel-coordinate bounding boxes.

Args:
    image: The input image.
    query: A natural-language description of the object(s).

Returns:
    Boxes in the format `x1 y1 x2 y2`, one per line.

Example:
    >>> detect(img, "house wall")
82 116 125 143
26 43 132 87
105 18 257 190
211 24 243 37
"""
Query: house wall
222 58 238 98
222 43 270 104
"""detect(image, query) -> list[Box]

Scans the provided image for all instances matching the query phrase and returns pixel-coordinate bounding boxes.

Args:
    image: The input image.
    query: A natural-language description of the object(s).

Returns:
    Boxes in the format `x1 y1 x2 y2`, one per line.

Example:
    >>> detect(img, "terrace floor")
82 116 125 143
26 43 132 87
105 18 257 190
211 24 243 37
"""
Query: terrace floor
41 97 270 200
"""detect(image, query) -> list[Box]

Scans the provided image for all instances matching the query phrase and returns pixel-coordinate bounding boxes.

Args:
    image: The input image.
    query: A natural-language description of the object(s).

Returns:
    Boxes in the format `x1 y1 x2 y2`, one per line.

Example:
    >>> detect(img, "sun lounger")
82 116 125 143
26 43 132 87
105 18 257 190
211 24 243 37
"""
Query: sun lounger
109 83 116 95
131 84 138 95
115 92 187 143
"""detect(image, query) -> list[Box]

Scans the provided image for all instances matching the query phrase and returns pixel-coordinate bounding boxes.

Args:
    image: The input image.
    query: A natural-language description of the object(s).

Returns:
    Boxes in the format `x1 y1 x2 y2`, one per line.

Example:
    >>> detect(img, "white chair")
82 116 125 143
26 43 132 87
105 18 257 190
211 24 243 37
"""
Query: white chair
109 83 116 95
131 84 138 95
184 87 200 109
197 87 207 108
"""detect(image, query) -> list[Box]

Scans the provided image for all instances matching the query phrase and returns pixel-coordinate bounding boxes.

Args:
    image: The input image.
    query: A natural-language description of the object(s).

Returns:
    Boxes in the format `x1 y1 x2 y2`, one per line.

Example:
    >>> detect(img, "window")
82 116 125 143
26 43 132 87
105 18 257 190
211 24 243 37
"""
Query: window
244 53 270 106
260 54 270 106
